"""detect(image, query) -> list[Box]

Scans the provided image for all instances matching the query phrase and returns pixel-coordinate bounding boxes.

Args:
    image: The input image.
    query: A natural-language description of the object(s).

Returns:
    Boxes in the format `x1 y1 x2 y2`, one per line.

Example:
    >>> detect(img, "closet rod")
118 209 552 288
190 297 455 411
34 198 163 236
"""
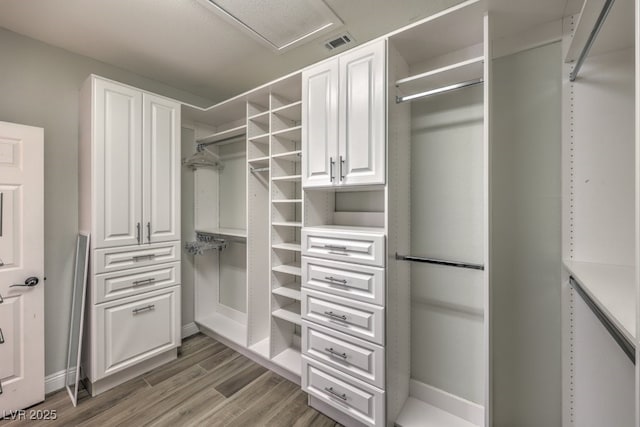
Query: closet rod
569 0 615 82
569 276 635 363
396 78 483 104
196 133 245 147
395 253 484 271
250 167 270 173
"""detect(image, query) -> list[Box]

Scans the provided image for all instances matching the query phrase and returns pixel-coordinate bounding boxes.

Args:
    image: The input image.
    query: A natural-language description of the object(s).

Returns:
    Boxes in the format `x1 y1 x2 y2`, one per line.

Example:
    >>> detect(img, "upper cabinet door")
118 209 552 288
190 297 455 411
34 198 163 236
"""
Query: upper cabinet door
94 78 143 248
302 59 339 188
142 94 181 244
338 41 386 186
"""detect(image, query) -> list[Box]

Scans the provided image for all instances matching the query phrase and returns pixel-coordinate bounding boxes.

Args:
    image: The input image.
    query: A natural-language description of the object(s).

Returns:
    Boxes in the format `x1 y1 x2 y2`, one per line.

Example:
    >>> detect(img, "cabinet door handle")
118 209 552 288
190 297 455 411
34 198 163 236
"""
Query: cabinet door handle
324 386 348 401
323 311 347 321
324 245 347 251
147 222 151 244
324 276 348 285
339 156 345 181
0 292 3 304
136 222 141 244
132 278 156 286
132 304 155 315
329 157 335 182
324 347 348 359
132 254 155 262
0 328 4 344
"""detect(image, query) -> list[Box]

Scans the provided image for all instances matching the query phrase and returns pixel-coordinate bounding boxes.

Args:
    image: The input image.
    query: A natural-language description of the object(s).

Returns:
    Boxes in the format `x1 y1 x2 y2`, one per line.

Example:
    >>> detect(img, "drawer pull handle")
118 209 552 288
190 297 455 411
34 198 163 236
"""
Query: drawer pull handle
325 347 348 359
324 311 347 321
0 327 4 344
324 387 347 401
132 278 156 286
132 254 155 262
324 276 348 285
132 304 155 315
324 245 348 251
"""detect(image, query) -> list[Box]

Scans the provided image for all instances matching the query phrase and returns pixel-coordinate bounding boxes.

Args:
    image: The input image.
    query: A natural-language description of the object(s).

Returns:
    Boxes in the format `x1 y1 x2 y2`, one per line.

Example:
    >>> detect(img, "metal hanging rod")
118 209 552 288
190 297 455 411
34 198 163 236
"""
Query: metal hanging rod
395 253 484 271
569 0 615 82
251 167 270 173
569 276 635 363
396 78 484 104
196 133 245 147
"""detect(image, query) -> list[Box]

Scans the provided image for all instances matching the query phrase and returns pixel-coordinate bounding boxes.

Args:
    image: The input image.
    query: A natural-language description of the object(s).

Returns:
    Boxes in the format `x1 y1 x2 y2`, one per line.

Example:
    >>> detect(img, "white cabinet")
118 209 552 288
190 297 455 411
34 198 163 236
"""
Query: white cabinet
302 41 386 188
93 78 180 249
80 75 181 395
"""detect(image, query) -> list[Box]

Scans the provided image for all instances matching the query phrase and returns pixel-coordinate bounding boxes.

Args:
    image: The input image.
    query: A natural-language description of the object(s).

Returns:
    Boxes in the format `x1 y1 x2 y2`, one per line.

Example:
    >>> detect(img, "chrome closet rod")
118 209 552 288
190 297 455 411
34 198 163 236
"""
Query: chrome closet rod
569 276 635 363
569 0 615 82
395 253 484 271
196 133 245 147
396 78 484 104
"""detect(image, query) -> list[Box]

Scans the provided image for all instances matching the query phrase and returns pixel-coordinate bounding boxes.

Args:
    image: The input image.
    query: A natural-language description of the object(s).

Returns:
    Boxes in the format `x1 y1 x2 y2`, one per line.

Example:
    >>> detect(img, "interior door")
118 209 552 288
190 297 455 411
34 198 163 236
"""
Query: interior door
0 121 44 411
142 93 180 244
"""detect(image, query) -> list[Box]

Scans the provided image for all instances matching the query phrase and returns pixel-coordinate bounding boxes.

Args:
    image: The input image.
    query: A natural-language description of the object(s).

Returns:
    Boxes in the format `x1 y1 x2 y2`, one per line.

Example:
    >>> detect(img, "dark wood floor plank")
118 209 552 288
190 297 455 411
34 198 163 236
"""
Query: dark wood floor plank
263 388 320 427
177 333 213 357
295 408 341 427
198 347 237 371
214 363 268 398
143 383 226 427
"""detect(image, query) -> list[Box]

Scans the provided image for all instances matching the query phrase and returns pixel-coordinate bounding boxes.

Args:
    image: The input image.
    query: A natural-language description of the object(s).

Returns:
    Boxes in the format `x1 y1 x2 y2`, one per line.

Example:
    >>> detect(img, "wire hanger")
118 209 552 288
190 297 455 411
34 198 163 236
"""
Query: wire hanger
182 144 224 170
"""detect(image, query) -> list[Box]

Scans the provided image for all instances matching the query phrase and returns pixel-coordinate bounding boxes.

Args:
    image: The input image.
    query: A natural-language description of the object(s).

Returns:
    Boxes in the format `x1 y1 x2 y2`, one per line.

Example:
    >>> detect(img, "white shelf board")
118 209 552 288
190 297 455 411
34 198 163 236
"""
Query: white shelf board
248 110 270 123
396 397 479 427
272 263 302 277
249 337 270 358
196 125 246 145
302 224 386 235
271 125 302 140
272 101 302 121
272 302 302 325
248 156 270 167
272 242 302 252
272 175 302 182
395 56 484 95
248 133 269 144
272 221 302 228
272 199 302 204
196 313 247 346
196 227 247 239
564 260 636 341
272 150 302 162
272 347 302 377
272 284 302 301
565 0 634 63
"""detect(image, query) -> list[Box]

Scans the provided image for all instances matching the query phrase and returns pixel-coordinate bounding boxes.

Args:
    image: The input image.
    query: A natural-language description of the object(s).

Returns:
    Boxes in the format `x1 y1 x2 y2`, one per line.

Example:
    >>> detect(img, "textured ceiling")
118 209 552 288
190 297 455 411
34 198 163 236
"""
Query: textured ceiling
0 0 575 104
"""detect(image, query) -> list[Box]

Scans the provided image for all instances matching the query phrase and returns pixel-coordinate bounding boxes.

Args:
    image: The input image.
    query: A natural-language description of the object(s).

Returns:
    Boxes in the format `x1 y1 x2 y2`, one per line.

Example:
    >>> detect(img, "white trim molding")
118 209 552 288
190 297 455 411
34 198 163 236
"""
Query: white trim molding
181 322 200 338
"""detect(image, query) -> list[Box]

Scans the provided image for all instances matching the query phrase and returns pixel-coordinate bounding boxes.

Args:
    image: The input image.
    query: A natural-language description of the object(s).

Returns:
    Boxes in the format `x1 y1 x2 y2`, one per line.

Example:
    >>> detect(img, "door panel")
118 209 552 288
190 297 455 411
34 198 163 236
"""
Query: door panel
143 94 180 243
95 79 143 248
302 60 339 188
339 41 386 186
0 121 44 411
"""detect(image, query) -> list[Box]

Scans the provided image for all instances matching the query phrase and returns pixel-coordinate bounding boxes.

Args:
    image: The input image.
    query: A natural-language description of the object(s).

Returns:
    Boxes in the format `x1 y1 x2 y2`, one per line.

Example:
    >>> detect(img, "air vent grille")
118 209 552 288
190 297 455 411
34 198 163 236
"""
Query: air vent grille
325 33 354 51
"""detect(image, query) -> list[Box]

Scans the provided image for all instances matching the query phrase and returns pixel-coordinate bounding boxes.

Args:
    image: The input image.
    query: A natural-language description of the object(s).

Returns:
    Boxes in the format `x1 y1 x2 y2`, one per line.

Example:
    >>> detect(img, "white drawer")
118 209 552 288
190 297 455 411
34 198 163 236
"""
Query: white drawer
94 241 180 274
94 261 181 304
302 288 384 345
302 356 385 427
303 321 385 388
94 286 180 380
303 257 384 306
302 227 385 267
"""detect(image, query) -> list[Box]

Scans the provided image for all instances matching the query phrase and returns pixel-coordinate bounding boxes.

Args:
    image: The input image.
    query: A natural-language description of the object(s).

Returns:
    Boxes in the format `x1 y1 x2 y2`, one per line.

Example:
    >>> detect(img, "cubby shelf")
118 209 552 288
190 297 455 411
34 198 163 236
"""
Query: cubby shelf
248 110 270 122
272 302 302 325
272 263 302 276
272 175 302 182
271 126 302 140
196 125 247 145
248 133 269 144
272 221 302 228
272 199 302 204
272 242 302 252
272 150 302 162
272 347 302 377
272 284 302 301
248 156 270 167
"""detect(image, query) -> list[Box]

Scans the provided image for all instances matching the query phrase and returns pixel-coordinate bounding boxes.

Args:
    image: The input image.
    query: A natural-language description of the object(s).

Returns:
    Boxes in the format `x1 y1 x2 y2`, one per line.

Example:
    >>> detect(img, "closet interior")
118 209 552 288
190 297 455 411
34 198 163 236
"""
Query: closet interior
561 0 638 425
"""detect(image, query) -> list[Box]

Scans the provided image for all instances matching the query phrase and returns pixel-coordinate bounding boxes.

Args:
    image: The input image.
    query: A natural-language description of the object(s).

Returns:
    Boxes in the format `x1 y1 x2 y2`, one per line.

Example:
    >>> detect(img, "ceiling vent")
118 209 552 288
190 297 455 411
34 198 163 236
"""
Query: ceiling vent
200 0 343 53
324 33 354 51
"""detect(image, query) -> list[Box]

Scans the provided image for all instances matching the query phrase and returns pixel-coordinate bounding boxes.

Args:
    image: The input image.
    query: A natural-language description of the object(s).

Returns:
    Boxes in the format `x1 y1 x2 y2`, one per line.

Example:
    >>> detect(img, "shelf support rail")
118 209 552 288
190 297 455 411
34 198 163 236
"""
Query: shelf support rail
396 78 483 104
569 0 616 82
395 253 484 271
569 276 635 363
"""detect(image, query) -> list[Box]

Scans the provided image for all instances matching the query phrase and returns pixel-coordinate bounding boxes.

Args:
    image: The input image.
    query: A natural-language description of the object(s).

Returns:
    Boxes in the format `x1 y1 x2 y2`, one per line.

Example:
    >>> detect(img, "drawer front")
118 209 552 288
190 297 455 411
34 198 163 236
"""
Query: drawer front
94 261 181 304
95 286 180 379
302 289 384 345
302 229 385 267
303 321 385 388
94 241 180 274
302 257 384 306
302 356 385 427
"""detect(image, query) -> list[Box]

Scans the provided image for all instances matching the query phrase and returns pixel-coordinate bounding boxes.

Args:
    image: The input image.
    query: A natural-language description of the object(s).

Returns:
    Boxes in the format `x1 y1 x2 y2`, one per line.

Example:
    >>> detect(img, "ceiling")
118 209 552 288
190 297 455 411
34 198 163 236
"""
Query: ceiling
0 0 579 105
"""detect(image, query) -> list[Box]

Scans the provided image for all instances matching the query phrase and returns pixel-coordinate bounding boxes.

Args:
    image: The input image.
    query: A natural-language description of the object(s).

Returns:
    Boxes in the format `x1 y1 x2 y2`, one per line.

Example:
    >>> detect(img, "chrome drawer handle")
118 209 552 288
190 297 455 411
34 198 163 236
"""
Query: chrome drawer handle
323 311 347 321
324 245 347 251
324 276 347 285
132 254 155 262
325 347 347 359
324 387 347 401
0 327 4 344
132 304 155 315
132 278 156 286
0 292 3 304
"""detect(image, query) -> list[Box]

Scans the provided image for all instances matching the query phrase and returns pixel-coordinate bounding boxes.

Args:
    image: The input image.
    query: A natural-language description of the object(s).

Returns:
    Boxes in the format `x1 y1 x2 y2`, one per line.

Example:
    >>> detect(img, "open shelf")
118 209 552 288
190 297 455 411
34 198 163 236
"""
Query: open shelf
272 150 302 162
272 101 302 121
272 263 302 277
564 260 636 342
272 174 302 182
248 110 270 123
395 56 484 95
272 347 302 377
272 199 302 204
248 133 270 144
396 397 479 427
195 227 247 239
249 337 270 358
272 242 302 252
196 313 247 346
272 284 302 301
272 302 302 325
248 156 270 168
196 125 247 145
271 126 302 140
272 221 302 228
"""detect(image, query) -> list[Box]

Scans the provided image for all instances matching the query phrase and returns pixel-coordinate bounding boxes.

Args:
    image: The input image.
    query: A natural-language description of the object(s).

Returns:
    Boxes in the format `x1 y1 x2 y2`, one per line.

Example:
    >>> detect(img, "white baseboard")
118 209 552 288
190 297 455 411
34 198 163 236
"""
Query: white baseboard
409 379 484 426
181 322 200 338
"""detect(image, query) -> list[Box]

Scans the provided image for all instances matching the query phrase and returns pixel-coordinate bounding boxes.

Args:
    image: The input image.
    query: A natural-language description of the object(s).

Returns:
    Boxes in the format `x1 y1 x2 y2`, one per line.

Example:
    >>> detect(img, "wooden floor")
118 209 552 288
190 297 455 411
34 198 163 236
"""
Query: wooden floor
1 334 342 426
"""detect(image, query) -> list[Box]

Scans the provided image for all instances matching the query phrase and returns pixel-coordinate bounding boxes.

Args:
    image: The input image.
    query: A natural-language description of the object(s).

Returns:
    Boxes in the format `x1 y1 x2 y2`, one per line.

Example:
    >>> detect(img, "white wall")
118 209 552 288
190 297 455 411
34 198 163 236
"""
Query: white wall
0 28 212 377
491 42 562 426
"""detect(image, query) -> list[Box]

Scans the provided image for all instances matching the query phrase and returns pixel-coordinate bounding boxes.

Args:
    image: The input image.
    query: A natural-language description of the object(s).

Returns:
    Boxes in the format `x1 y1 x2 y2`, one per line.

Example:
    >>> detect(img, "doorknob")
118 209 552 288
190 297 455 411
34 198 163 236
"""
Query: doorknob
10 276 39 287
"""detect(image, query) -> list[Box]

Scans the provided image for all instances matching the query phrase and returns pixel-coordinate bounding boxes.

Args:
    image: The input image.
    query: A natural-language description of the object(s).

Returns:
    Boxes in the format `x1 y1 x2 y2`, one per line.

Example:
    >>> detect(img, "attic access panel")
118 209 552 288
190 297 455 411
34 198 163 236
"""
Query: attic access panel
202 0 343 52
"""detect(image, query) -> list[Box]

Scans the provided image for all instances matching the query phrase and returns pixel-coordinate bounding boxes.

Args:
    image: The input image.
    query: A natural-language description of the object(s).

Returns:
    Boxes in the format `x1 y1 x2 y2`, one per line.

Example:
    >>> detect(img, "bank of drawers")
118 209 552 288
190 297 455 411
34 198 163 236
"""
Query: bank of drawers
301 227 385 427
